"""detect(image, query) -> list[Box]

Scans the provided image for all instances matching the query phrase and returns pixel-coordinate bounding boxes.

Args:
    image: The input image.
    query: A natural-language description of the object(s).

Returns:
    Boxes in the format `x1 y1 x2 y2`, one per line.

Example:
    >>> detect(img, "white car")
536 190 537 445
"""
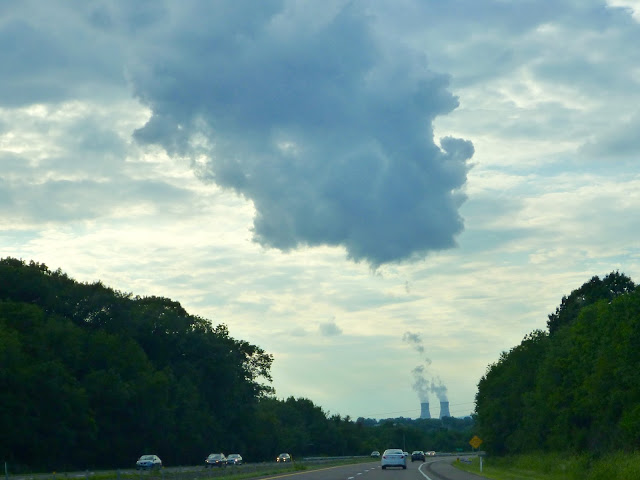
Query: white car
136 455 162 470
381 449 407 469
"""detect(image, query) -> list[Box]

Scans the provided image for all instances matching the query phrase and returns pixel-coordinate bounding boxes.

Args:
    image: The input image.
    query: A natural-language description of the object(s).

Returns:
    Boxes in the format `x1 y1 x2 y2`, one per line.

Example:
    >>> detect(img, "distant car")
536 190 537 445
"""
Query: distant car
276 453 292 463
136 455 162 470
205 453 227 468
371 451 381 458
227 453 243 465
411 451 425 462
426 451 436 457
381 449 407 469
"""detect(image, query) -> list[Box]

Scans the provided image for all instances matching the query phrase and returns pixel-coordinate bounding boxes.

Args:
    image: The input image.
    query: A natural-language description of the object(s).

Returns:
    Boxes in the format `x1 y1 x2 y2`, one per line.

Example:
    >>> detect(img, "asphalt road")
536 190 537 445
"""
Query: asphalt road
8 456 488 480
419 457 488 480
249 457 488 480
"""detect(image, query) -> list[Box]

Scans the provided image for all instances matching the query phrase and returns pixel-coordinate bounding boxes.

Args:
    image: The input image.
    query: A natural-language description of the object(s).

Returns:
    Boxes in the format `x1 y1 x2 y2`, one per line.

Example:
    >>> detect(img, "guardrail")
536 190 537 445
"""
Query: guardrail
4 456 376 480
301 456 369 462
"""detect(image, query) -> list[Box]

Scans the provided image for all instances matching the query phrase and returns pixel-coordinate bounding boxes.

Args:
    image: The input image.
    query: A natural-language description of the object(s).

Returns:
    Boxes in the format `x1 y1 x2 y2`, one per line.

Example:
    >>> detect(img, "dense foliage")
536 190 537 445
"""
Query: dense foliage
0 258 474 472
0 258 275 470
475 271 640 455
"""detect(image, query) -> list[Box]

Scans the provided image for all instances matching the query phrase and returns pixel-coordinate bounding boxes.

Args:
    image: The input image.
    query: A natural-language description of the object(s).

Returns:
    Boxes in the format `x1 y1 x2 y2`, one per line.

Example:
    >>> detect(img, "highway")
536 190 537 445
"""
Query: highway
235 456 485 480
7 456 486 480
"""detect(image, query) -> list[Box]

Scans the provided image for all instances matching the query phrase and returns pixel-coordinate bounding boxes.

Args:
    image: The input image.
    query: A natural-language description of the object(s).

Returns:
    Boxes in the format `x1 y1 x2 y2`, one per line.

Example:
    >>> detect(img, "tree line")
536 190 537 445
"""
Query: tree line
0 258 474 472
475 271 640 456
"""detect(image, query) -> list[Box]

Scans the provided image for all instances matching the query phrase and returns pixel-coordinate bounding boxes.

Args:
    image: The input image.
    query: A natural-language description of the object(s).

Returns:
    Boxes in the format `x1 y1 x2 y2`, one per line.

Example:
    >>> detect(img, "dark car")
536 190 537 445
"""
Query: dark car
226 453 243 465
411 450 425 462
136 455 162 470
276 453 292 463
205 453 227 468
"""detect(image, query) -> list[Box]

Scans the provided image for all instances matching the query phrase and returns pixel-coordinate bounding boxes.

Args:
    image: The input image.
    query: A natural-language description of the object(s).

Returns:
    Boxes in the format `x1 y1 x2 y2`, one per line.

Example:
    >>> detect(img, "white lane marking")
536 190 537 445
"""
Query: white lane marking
418 462 434 480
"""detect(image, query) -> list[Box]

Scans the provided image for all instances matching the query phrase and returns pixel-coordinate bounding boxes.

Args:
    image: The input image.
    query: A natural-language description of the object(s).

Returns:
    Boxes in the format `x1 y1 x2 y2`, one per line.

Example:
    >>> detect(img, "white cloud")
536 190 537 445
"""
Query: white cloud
2 0 640 420
607 0 640 21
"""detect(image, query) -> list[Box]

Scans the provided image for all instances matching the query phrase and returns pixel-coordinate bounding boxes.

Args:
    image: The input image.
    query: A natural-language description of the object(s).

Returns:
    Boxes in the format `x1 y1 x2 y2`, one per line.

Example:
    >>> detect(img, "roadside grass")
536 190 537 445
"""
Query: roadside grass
453 451 640 480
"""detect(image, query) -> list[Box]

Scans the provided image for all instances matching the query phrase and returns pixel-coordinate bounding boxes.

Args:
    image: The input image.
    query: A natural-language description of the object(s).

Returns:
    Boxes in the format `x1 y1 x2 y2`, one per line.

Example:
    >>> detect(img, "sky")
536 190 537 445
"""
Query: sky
2 0 640 420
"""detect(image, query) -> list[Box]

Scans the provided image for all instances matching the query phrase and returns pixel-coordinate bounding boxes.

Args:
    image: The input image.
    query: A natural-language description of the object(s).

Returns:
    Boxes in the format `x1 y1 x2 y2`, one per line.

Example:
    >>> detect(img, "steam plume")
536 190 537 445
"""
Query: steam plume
403 330 448 406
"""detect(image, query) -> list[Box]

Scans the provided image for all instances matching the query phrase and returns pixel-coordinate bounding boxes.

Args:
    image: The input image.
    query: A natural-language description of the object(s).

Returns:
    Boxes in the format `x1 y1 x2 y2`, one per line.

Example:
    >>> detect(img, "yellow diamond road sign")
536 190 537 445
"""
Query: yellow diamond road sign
469 436 483 449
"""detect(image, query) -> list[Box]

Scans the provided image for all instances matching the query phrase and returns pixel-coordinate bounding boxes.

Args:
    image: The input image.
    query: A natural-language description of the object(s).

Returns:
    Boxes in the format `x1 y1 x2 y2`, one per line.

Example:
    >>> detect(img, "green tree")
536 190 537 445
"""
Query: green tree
475 330 548 454
476 272 640 457
547 271 635 335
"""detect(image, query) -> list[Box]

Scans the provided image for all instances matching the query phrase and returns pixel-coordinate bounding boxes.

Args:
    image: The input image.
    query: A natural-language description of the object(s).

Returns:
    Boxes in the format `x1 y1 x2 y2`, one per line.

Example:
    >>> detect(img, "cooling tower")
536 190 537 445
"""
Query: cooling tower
420 402 431 419
439 401 450 419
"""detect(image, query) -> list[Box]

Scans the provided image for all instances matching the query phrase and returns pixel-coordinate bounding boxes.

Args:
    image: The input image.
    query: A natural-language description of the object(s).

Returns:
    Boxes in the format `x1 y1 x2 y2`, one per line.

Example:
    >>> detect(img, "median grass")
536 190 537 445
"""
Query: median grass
453 451 640 480
24 457 378 480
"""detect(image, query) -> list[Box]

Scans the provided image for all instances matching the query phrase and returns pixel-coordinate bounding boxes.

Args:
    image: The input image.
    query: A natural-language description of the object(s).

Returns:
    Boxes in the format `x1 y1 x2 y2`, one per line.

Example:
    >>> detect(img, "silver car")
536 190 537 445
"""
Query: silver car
227 453 243 465
381 449 407 469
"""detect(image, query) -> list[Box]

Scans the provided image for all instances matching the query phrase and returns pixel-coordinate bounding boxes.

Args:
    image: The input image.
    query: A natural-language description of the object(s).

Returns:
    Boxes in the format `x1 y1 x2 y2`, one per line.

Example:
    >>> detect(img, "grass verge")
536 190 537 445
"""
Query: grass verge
453 451 640 480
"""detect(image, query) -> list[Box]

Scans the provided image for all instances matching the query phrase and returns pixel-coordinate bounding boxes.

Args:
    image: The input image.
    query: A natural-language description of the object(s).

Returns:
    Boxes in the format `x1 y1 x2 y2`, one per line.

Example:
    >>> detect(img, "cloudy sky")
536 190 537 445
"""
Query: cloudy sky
2 0 640 420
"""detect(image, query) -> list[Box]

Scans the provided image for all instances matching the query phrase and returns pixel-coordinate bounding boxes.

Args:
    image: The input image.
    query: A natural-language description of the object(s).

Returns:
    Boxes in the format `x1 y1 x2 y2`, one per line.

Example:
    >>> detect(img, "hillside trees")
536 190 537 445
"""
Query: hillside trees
0 258 273 470
546 272 635 335
475 272 640 456
475 330 548 454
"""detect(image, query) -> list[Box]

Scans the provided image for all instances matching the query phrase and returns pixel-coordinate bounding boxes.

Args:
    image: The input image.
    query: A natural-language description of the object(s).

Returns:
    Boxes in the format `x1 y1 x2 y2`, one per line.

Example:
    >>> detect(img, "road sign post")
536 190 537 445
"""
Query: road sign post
469 436 483 472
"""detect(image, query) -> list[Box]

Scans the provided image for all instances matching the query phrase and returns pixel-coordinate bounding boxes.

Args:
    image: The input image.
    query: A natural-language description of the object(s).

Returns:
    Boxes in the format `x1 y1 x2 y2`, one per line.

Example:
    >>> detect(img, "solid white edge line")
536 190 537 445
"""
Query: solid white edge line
418 461 434 480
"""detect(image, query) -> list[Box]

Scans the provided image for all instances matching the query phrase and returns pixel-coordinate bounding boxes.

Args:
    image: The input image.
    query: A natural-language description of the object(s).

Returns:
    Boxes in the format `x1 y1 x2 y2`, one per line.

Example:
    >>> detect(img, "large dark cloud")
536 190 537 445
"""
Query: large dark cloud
1 0 476 265
129 1 474 266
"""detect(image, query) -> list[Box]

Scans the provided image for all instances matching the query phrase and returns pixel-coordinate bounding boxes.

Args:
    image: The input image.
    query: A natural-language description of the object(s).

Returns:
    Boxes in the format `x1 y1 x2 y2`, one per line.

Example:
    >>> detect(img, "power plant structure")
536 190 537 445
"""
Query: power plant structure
439 401 451 419
419 401 452 419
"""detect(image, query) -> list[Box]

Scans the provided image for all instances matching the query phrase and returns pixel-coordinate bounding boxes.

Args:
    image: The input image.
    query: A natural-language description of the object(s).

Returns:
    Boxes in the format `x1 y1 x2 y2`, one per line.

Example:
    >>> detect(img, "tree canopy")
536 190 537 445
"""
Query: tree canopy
476 271 640 455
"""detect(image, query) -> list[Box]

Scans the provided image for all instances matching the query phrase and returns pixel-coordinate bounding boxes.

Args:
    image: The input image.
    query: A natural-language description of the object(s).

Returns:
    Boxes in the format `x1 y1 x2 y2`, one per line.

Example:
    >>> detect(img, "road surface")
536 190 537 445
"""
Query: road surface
8 456 488 480
252 457 488 480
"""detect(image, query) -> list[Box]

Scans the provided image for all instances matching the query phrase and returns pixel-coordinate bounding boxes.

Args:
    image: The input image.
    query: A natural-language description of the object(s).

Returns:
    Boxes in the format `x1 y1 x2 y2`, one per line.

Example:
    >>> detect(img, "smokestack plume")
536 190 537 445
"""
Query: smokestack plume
420 402 431 419
439 401 450 419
